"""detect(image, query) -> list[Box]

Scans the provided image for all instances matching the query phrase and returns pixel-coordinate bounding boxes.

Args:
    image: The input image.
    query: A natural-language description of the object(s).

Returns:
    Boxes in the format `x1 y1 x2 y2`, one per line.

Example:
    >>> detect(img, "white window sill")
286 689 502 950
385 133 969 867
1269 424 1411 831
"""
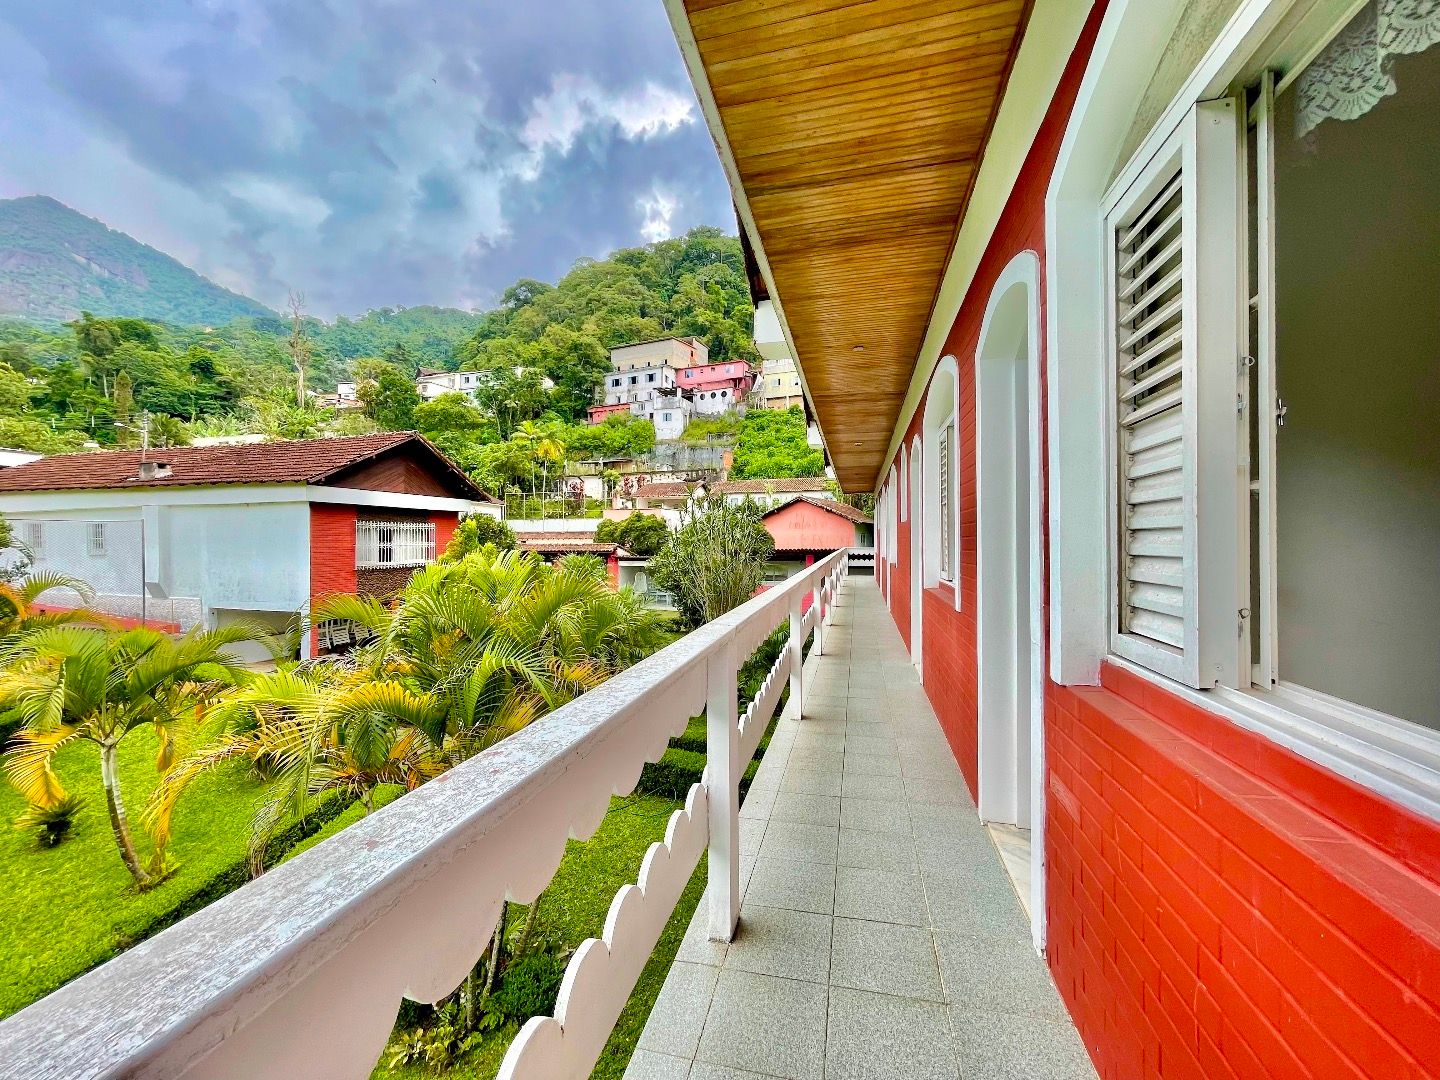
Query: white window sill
1106 656 1440 824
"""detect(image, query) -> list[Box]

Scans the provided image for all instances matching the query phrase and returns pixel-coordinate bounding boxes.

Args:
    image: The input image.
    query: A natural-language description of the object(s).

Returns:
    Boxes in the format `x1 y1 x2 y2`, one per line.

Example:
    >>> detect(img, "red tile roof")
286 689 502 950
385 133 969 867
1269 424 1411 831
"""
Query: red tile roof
712 477 830 495
764 495 873 525
632 481 697 498
516 533 629 556
0 433 490 498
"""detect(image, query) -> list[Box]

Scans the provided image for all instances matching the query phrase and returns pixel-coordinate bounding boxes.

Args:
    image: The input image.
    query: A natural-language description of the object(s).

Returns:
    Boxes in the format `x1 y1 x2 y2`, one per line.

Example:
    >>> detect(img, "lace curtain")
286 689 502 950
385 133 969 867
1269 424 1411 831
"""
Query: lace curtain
1295 0 1440 136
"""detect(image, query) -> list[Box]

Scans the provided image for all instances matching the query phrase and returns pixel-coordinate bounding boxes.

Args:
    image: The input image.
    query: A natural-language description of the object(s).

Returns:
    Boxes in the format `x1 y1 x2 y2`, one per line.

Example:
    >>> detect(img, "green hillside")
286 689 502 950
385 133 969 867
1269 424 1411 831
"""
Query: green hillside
0 196 275 326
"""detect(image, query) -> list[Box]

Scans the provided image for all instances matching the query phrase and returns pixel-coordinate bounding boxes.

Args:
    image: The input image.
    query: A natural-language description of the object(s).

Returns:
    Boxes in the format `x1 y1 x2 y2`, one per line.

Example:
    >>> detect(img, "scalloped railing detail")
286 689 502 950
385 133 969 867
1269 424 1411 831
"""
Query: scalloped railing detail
0 552 848 1080
495 781 709 1079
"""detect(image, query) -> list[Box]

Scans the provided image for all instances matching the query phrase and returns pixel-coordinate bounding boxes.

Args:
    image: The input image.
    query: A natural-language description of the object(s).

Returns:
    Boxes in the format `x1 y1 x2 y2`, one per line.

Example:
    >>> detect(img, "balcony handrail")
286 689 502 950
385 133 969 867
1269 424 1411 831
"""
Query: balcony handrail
0 549 849 1080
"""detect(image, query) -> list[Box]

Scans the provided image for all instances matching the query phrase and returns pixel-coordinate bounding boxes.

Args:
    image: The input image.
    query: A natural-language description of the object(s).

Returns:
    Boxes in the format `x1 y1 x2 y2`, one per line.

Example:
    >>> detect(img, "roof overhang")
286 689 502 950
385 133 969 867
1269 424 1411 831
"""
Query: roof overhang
666 0 1033 491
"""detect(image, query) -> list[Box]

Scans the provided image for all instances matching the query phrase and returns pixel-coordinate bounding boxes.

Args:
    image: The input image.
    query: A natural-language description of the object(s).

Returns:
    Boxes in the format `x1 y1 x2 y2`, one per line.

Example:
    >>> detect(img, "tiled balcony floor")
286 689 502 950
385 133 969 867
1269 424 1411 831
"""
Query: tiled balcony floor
626 578 1096 1080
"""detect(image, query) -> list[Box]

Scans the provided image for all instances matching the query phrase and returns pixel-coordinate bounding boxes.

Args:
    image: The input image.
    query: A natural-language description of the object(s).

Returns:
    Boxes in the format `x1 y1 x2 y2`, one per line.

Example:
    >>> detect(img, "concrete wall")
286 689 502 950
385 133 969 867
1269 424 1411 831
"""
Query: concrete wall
7 501 309 630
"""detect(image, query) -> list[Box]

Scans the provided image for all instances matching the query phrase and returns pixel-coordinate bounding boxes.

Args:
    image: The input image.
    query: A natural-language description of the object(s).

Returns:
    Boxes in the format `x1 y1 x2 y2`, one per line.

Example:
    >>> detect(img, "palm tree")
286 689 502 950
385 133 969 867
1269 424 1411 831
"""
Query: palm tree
511 422 566 518
0 623 270 889
150 550 669 866
147 665 446 869
0 571 104 650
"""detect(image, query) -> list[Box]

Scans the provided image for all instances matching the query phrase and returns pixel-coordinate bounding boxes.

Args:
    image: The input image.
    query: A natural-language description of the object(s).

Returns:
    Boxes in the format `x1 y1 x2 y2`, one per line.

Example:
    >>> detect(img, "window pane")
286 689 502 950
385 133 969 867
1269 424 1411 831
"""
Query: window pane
1274 13 1440 727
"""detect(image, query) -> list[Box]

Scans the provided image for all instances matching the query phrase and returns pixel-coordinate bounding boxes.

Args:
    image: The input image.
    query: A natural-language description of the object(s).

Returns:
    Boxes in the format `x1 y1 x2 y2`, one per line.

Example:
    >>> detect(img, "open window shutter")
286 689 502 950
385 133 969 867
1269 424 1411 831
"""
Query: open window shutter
1110 98 1242 689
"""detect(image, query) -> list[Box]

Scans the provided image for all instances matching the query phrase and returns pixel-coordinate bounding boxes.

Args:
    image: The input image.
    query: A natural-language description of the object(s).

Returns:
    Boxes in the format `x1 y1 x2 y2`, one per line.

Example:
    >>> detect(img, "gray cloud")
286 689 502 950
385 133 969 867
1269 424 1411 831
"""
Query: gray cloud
0 0 732 317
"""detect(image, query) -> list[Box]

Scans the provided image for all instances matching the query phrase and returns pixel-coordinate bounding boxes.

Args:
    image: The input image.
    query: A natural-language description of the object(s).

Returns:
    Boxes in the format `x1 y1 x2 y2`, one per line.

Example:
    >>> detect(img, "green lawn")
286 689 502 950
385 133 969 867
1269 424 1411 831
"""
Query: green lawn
0 726 271 1018
374 793 706 1080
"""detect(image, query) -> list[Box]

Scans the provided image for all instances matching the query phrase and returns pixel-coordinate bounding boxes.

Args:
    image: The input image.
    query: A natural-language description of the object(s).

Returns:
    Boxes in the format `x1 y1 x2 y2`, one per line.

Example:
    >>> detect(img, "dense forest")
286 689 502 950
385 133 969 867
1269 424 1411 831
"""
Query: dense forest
0 226 821 490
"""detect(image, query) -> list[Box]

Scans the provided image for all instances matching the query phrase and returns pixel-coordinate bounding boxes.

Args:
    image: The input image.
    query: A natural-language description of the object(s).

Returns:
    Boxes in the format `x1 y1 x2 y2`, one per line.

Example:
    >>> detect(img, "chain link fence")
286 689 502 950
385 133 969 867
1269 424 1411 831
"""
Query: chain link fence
4 517 202 630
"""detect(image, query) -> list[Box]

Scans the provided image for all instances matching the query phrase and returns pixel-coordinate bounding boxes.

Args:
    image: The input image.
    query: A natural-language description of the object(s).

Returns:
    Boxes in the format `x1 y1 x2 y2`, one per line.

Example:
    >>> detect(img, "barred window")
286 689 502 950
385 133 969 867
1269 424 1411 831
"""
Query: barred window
356 520 436 569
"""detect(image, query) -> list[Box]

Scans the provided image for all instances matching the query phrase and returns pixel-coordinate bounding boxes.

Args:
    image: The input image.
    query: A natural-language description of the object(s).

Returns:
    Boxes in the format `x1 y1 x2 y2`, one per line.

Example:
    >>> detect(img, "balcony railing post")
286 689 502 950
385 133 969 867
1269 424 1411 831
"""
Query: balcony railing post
706 635 740 942
814 578 826 656
788 590 804 719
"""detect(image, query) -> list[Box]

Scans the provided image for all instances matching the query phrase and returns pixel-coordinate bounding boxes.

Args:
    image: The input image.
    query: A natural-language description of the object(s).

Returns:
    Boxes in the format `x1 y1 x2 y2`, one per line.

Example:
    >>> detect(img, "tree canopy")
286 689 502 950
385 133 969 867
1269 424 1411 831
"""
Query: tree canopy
729 406 825 480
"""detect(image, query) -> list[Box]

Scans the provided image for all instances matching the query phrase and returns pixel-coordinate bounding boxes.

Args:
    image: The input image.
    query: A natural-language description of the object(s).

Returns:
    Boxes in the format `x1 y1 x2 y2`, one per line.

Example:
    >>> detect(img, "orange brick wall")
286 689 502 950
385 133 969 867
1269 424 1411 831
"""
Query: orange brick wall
309 505 357 650
1047 665 1440 1078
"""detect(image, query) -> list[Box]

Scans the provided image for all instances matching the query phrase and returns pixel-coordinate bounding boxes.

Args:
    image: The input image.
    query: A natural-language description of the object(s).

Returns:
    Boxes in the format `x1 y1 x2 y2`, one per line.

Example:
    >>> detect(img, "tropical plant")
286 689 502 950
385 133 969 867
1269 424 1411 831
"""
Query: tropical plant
150 549 669 865
14 792 84 847
648 497 775 626
442 515 517 560
147 662 447 867
594 512 669 557
0 622 269 889
0 571 99 641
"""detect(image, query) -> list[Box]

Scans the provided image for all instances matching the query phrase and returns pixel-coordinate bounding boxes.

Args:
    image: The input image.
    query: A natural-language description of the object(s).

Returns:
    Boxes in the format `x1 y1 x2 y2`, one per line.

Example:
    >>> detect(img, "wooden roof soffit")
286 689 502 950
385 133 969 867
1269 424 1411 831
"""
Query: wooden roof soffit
667 0 1032 491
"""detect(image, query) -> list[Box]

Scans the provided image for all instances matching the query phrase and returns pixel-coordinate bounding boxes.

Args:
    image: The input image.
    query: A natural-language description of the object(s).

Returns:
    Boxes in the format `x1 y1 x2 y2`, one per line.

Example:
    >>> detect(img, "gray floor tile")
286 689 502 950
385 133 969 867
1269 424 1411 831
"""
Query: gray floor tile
740 785 779 821
903 776 968 807
933 931 1069 1022
638 961 719 1058
724 903 833 984
840 771 906 801
745 855 836 915
770 791 842 827
626 1048 694 1080
779 767 843 797
837 827 919 873
740 816 766 857
829 917 944 1002
834 865 927 926
899 753 964 781
922 869 1030 939
912 829 993 876
949 1007 1098 1079
676 901 728 966
788 749 845 774
839 796 910 836
845 734 899 757
907 802 976 835
757 821 839 866
689 1064 786 1080
696 969 828 1080
842 752 904 778
825 987 958 1080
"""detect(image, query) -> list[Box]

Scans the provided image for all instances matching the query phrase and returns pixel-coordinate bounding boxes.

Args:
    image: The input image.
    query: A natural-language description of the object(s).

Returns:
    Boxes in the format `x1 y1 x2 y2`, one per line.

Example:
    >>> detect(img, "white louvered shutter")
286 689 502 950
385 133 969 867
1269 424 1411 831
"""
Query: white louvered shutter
1109 99 1242 689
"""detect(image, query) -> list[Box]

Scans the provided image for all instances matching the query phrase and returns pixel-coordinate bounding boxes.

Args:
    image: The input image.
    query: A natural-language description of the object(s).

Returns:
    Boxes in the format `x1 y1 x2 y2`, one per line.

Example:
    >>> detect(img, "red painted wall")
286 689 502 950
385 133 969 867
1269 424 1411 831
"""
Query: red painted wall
309 504 357 650
431 512 459 560
1048 665 1440 1078
764 499 859 552
874 0 1440 1075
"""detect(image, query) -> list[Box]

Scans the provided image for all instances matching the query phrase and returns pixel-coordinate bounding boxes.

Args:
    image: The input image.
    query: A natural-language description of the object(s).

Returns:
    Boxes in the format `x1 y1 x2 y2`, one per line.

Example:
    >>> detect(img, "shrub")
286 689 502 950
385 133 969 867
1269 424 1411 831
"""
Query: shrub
594 512 669 557
492 950 565 1021
442 514 517 559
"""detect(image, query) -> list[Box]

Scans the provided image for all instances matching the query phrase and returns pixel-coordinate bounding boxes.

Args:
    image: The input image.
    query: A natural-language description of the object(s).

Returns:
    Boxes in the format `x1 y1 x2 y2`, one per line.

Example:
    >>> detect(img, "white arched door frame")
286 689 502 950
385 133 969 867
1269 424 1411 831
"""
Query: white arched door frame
909 434 923 673
974 249 1047 954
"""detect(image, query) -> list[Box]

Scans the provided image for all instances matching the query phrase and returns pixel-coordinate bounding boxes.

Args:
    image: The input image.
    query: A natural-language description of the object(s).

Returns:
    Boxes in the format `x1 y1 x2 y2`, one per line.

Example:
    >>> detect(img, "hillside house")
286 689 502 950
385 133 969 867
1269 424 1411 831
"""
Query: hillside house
609 336 708 372
12 3 1440 1079
0 433 499 659
675 360 756 415
760 496 874 583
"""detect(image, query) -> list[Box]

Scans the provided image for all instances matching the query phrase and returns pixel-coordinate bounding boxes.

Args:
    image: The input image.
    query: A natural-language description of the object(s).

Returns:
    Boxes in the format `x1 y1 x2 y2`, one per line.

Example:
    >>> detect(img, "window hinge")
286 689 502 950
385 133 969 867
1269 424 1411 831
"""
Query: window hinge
1275 397 1288 427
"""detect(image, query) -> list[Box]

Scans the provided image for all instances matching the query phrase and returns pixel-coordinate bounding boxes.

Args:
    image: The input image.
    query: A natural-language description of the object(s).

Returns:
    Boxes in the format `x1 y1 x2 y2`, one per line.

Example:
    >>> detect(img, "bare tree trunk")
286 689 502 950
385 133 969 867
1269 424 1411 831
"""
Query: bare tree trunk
100 740 154 890
515 894 542 956
482 903 508 1000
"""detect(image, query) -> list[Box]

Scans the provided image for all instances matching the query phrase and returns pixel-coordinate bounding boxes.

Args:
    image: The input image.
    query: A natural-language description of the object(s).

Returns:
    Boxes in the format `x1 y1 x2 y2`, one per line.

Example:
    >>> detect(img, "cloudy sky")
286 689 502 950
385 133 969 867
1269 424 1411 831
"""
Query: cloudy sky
0 0 735 317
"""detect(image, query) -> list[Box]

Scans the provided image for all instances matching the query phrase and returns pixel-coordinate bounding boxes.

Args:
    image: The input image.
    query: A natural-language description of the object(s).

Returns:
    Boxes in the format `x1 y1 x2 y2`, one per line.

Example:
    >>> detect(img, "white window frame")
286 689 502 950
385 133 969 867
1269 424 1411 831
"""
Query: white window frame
88 523 107 557
356 520 436 569
921 354 960 598
1051 0 1440 821
1102 99 1244 691
23 521 42 553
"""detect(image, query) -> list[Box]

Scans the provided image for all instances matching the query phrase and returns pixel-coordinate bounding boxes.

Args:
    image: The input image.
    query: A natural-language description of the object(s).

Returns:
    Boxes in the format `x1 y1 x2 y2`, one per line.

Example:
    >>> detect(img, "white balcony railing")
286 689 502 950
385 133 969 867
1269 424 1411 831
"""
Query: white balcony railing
0 550 849 1080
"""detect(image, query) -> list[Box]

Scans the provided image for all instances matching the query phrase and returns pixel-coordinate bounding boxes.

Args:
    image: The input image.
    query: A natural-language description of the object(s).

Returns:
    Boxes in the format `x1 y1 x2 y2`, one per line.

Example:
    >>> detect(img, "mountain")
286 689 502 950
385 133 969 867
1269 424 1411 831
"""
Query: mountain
0 195 275 326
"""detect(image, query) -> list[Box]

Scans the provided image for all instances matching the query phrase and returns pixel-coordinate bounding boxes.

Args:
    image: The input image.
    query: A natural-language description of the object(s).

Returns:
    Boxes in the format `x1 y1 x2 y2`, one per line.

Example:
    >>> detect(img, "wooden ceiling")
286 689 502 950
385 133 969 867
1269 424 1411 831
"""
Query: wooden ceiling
679 0 1030 490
